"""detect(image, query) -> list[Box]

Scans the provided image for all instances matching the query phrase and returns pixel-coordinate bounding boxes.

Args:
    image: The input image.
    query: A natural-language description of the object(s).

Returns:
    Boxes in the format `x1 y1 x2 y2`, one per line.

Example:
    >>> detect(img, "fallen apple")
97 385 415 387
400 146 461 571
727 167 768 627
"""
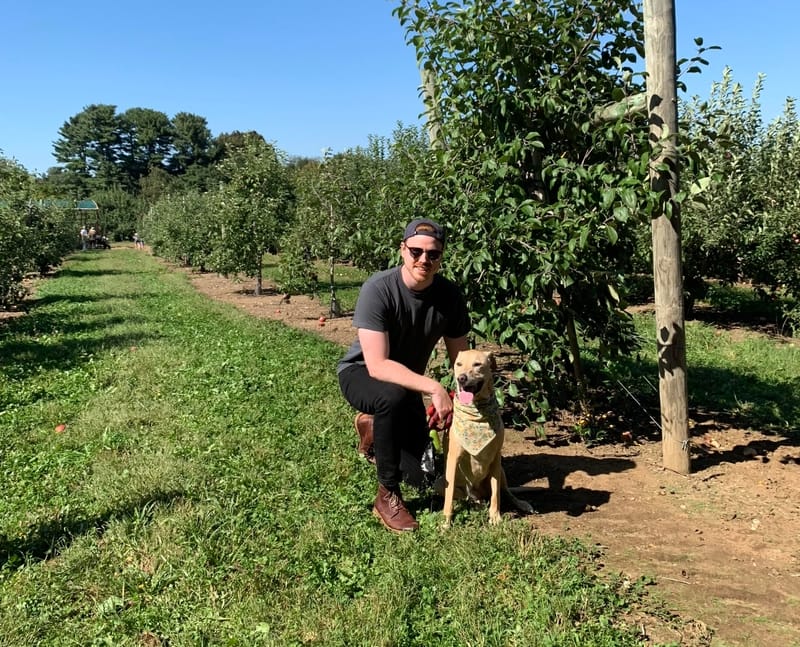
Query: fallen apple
55 424 67 433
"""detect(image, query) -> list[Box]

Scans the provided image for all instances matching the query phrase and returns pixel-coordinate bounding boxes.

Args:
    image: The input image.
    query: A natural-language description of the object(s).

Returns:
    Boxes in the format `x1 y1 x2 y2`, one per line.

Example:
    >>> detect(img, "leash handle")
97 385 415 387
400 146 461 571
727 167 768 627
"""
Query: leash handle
429 428 443 453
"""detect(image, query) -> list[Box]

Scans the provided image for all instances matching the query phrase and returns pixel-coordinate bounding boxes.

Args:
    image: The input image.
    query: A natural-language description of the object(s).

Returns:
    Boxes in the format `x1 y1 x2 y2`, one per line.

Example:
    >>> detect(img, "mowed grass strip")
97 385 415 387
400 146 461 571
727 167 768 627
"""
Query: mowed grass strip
624 312 800 434
1 248 651 646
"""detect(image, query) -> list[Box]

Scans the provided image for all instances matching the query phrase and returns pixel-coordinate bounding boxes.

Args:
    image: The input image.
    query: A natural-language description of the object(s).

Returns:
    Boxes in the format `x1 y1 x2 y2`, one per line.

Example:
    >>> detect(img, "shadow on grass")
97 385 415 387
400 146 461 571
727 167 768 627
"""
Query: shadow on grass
1 330 160 374
22 291 166 310
0 490 186 571
1 292 165 381
689 308 793 337
55 267 135 278
603 356 800 442
690 364 800 439
0 315 163 386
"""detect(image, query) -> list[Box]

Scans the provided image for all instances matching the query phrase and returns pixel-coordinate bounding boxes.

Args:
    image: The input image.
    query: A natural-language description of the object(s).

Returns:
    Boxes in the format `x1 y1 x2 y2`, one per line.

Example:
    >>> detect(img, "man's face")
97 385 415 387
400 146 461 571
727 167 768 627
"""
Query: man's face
401 234 443 286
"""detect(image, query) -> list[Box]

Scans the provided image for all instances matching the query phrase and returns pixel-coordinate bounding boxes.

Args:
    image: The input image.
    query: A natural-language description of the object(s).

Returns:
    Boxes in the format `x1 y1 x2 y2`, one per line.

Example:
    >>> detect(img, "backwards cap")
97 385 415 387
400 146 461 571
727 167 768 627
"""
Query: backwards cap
402 218 445 245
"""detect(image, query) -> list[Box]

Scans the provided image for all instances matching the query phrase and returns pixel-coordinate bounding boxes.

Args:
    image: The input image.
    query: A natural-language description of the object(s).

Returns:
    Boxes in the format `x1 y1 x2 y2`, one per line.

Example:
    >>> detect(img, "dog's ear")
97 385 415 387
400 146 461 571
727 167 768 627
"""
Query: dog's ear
488 351 497 373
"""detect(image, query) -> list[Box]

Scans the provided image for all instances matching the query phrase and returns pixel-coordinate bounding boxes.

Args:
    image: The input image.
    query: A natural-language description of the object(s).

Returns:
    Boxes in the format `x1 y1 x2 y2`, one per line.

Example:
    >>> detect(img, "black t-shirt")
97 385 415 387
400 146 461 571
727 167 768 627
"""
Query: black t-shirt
337 266 471 375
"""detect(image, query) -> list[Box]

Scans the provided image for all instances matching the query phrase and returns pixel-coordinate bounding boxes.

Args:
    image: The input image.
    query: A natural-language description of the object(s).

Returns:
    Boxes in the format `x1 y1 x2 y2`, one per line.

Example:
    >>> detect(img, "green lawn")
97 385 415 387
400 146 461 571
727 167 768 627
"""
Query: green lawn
0 249 652 646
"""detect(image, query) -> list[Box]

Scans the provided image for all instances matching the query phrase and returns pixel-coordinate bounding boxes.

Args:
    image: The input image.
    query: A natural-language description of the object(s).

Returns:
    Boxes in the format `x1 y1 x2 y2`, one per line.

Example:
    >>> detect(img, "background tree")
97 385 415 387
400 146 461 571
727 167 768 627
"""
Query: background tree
37 166 85 201
53 104 121 192
680 69 800 329
0 157 35 306
169 112 214 175
213 130 266 162
138 166 177 207
143 189 216 269
212 136 292 295
91 186 144 241
118 107 173 187
278 126 429 306
0 156 74 307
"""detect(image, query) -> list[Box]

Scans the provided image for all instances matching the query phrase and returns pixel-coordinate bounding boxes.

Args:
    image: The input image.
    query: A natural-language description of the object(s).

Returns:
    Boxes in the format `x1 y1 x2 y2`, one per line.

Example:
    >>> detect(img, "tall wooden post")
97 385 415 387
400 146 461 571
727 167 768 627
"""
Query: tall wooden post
644 0 691 474
421 67 443 149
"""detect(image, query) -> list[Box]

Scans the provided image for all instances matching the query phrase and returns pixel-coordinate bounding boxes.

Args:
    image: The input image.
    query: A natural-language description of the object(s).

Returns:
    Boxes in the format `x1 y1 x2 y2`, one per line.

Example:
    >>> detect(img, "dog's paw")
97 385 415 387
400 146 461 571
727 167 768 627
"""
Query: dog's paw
489 510 502 525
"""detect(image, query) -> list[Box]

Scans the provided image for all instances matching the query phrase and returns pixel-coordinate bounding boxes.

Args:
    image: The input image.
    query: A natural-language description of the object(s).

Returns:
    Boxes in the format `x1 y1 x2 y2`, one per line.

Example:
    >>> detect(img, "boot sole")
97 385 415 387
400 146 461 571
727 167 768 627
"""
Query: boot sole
372 506 418 533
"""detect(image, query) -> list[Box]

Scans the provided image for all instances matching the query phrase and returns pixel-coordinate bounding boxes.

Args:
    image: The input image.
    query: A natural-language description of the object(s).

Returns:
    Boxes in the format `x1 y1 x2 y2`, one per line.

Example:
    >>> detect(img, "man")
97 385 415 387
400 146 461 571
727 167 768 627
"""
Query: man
80 225 88 250
338 218 470 532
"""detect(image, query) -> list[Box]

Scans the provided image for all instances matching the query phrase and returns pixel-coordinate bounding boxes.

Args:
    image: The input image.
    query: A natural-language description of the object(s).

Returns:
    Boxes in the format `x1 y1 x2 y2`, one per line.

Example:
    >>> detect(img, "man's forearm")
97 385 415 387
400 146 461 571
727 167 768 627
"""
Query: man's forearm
365 358 440 395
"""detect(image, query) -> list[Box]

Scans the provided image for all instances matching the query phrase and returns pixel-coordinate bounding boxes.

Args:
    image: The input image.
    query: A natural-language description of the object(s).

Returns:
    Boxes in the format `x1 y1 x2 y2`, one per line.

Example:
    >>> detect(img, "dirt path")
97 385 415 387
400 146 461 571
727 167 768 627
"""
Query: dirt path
178 267 800 646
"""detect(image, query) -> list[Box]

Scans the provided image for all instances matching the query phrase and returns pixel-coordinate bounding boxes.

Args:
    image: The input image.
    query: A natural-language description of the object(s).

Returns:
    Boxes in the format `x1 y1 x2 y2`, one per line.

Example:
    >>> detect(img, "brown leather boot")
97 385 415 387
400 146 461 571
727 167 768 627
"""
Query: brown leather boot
372 484 419 533
354 413 376 464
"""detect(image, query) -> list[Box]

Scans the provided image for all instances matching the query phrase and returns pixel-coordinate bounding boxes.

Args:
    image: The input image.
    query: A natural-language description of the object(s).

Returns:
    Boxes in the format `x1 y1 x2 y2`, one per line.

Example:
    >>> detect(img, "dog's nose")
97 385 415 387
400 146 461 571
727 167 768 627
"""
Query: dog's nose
457 374 467 385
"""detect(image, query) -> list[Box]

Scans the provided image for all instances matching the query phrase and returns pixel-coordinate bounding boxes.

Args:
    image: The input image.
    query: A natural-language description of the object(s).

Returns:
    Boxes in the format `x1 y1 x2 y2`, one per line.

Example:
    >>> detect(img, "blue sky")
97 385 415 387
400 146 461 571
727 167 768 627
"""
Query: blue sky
1 1 797 176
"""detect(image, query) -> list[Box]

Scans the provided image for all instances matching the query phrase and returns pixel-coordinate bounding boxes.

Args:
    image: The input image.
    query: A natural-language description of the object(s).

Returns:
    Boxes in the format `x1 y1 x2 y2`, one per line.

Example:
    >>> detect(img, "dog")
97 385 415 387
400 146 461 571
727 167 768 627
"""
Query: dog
442 349 534 526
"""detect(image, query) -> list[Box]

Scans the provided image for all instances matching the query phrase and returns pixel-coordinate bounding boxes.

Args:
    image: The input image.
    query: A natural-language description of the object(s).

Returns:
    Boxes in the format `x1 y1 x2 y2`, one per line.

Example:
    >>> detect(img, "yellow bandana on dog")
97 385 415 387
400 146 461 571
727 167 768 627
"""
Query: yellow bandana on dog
451 397 502 455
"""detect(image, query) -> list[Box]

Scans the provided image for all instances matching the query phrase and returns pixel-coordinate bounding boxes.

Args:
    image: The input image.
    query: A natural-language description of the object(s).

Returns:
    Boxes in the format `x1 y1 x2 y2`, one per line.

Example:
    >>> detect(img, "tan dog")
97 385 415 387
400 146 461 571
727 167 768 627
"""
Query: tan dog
442 349 534 526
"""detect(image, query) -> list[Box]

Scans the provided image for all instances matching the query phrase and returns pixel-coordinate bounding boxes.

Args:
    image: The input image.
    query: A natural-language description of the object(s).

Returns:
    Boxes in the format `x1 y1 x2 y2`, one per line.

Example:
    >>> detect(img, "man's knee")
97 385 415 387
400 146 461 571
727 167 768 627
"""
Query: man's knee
373 384 411 415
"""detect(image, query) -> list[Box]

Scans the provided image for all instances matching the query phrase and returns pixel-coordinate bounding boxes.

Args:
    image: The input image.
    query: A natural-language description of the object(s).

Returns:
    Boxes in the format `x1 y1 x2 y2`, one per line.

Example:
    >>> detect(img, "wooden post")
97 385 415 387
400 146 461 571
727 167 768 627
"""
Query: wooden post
421 66 443 149
644 0 691 474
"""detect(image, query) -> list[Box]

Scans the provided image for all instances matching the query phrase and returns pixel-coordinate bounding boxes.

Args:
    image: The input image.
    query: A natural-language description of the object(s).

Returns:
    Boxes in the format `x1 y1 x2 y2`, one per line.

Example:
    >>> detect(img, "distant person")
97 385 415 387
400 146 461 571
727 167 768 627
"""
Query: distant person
80 225 88 250
133 232 144 249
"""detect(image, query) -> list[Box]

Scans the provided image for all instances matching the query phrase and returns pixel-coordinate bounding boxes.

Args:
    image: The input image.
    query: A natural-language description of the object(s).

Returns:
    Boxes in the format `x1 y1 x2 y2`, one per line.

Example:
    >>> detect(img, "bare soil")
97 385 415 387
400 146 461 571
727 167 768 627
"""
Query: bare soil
5 257 799 646
181 267 800 647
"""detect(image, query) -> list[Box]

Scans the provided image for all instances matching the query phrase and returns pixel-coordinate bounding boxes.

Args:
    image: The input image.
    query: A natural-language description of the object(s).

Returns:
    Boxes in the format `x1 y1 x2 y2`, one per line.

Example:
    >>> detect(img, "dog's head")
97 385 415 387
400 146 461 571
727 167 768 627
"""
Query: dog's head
453 349 497 405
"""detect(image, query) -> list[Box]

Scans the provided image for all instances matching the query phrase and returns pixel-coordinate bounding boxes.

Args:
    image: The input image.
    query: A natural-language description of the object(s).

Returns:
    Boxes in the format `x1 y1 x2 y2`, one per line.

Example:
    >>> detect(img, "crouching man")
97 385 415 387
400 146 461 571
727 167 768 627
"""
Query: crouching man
337 218 470 533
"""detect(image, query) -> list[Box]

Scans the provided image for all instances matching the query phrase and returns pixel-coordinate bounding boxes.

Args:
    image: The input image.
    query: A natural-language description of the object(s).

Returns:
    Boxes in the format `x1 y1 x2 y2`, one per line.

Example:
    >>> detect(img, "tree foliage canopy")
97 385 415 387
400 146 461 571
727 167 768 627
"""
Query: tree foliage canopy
394 0 651 417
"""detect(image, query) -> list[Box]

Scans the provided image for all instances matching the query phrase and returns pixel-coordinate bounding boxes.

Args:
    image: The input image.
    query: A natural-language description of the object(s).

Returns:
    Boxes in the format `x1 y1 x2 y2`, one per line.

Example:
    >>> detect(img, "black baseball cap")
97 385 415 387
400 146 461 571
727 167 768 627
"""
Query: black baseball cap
402 218 446 245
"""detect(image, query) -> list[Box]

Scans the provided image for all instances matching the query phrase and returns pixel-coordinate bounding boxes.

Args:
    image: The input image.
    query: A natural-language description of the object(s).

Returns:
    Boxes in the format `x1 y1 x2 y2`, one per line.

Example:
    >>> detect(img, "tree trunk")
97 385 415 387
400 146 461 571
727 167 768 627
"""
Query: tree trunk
328 204 341 318
564 310 589 414
644 0 691 474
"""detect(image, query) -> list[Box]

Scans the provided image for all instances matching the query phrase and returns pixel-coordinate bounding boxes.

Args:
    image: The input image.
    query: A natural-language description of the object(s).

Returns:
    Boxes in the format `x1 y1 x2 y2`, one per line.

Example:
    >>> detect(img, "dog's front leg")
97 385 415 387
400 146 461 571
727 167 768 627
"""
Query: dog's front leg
442 439 460 528
488 462 502 525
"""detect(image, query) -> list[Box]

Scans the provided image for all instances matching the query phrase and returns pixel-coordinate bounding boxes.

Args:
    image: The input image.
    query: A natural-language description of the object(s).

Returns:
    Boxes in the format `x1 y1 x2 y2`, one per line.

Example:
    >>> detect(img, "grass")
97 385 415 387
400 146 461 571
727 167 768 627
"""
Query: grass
0 249 655 646
627 312 800 434
590 305 800 443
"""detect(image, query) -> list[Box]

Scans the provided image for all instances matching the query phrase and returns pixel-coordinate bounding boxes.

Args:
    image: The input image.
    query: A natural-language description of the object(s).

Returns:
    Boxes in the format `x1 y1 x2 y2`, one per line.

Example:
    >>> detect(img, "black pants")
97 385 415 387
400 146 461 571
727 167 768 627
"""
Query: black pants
338 364 429 489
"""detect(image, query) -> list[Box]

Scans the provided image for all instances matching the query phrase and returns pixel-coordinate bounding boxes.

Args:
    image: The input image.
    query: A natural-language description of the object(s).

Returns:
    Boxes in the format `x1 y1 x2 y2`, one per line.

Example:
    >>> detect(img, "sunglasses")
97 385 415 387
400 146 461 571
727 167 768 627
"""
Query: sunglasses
405 246 443 262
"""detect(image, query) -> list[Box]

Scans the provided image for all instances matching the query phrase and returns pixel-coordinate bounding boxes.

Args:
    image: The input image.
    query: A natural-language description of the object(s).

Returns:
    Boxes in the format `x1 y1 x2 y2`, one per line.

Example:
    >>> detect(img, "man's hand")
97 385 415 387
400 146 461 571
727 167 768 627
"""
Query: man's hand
426 388 455 430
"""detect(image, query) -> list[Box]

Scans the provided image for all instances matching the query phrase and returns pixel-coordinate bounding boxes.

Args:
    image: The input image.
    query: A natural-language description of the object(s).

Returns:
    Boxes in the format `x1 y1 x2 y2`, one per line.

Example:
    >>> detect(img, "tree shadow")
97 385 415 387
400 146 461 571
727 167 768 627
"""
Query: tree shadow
0 289 164 383
602 356 800 443
0 490 185 570
691 436 799 472
502 453 636 516
1 330 161 384
687 365 800 440
55 267 133 278
690 308 789 337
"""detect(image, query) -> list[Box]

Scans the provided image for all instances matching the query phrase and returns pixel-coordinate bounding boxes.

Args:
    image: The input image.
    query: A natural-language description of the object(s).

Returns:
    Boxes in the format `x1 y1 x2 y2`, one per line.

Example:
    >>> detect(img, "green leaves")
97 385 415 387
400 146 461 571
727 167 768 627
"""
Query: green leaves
394 0 648 421
0 157 76 307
